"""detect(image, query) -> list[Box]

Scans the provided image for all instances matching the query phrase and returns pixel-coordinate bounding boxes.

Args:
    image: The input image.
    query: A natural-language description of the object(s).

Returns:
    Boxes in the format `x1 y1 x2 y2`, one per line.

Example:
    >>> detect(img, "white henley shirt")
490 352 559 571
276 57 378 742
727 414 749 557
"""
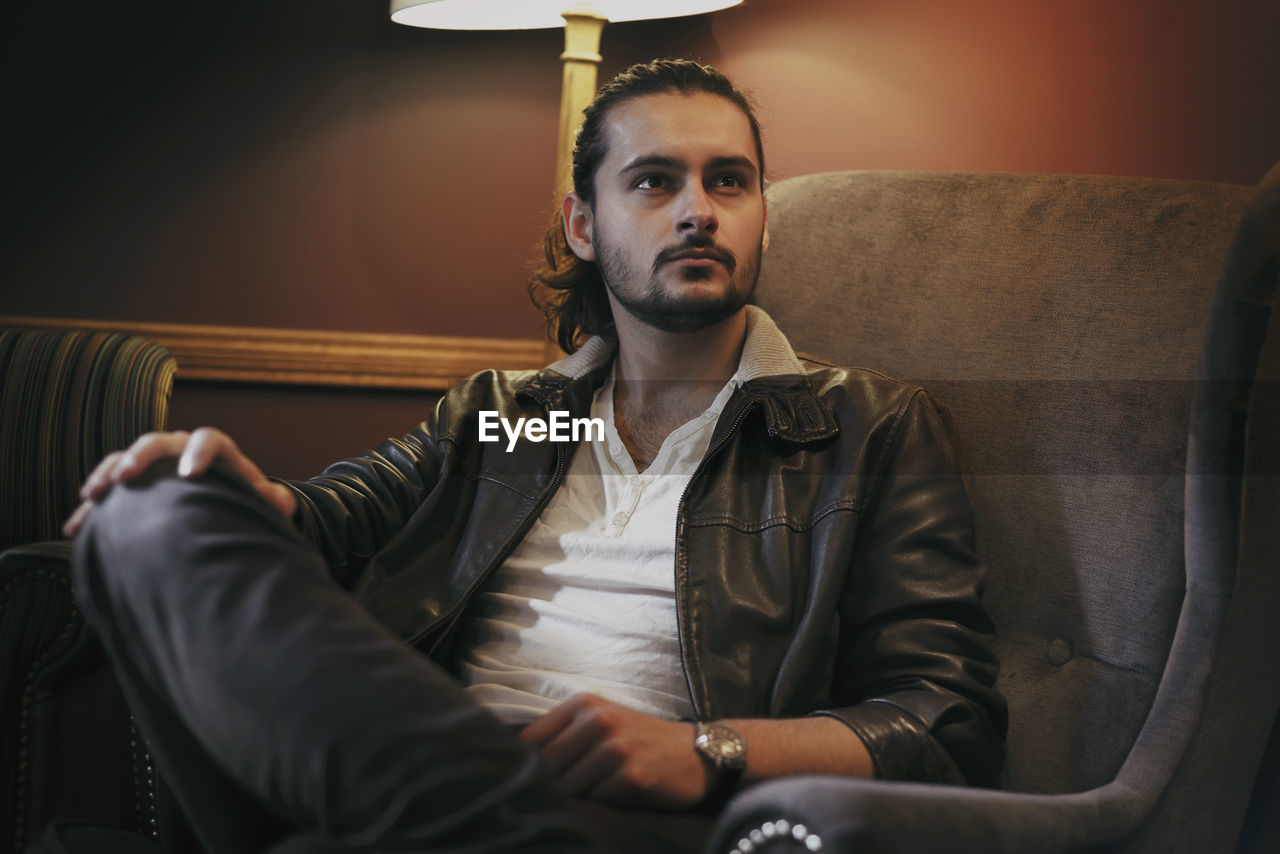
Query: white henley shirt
454 365 739 725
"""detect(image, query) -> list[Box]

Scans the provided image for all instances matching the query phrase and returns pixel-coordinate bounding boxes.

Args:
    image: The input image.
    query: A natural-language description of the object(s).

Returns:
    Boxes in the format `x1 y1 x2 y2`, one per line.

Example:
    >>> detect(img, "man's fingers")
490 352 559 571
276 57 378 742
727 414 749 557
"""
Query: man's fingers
116 431 192 480
521 696 580 749
65 426 292 536
176 429 295 520
522 695 703 808
523 695 618 782
80 450 126 501
63 500 95 537
79 431 191 502
532 716 598 779
555 740 624 798
524 694 654 794
177 427 228 478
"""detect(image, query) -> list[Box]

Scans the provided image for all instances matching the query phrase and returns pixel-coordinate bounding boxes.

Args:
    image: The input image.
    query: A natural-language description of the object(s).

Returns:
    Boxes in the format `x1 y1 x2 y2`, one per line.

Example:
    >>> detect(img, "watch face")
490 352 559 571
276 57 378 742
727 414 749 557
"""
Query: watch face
697 722 747 768
713 736 744 760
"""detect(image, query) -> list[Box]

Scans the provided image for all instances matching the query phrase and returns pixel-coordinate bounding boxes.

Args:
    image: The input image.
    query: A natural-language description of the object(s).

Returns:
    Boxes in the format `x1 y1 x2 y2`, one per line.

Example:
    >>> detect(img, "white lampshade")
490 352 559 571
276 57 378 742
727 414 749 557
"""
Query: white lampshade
390 0 743 30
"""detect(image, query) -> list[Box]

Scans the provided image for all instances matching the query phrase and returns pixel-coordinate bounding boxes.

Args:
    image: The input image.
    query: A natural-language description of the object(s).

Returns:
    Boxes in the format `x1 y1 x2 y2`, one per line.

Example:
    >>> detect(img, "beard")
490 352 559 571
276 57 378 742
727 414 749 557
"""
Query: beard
595 230 763 335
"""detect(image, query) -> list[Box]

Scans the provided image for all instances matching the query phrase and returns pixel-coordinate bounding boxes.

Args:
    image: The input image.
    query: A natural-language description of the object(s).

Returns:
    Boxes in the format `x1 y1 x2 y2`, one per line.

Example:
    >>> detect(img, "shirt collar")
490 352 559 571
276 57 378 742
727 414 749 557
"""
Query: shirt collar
545 306 805 382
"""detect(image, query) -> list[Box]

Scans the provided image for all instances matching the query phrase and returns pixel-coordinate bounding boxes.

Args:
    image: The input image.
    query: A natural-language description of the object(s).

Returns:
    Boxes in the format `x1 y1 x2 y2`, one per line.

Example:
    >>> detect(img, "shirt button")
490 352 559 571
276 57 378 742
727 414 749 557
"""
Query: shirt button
611 513 627 527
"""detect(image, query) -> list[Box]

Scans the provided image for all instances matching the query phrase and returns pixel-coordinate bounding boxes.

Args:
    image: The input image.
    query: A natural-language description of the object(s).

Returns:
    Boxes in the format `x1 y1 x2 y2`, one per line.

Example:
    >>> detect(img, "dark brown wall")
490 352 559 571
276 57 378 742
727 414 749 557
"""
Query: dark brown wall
4 0 1277 477
169 383 442 481
716 0 1280 185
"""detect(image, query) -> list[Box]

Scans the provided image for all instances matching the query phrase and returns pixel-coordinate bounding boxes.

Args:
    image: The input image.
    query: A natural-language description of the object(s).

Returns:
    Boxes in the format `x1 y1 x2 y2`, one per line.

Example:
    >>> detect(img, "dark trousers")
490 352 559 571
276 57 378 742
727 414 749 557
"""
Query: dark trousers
72 464 710 854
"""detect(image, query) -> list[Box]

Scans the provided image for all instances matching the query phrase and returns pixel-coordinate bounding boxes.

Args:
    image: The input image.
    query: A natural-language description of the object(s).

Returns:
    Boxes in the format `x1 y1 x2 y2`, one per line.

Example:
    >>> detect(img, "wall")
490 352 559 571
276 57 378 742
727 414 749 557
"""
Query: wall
716 0 1279 184
3 0 1277 477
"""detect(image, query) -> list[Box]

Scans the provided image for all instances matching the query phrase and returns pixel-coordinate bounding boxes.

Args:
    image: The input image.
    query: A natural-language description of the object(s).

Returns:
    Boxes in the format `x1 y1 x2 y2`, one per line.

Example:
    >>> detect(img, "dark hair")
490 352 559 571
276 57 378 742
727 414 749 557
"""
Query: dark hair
529 59 765 354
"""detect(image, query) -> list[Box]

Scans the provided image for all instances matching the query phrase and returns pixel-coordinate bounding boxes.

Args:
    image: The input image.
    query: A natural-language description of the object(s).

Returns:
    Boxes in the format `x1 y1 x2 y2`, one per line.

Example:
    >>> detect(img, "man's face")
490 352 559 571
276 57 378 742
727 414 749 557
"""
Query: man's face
564 91 769 335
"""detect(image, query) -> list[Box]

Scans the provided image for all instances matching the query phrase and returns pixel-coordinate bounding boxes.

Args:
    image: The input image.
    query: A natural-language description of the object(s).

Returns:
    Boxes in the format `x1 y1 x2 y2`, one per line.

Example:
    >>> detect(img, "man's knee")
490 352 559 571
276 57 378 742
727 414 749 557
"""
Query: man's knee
80 459 204 560
72 459 270 611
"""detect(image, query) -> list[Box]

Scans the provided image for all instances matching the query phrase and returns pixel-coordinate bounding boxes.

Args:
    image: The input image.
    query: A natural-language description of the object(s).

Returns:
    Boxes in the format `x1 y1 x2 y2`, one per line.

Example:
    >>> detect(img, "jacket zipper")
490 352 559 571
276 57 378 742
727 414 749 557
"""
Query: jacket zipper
673 398 759 721
410 422 573 657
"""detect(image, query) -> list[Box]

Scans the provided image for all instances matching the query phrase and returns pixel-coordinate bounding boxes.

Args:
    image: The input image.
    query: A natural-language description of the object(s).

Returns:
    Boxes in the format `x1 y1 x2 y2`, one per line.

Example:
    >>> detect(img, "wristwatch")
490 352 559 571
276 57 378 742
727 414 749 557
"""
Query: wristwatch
694 720 747 806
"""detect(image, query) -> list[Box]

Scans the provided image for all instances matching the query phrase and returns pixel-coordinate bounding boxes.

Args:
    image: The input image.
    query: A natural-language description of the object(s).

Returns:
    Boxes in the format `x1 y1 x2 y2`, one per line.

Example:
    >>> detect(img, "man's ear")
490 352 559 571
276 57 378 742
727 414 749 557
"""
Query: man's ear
563 192 596 262
761 198 770 254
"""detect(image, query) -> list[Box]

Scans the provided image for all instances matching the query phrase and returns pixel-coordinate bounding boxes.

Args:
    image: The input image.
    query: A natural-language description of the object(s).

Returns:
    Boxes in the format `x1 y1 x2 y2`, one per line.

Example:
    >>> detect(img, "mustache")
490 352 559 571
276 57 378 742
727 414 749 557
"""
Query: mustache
651 235 737 275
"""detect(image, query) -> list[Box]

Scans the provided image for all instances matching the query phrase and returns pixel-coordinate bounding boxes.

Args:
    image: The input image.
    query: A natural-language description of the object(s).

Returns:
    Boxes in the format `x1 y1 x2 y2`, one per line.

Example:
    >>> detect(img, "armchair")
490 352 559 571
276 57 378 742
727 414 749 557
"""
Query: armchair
0 328 178 852
709 164 1279 852
3 161 1276 854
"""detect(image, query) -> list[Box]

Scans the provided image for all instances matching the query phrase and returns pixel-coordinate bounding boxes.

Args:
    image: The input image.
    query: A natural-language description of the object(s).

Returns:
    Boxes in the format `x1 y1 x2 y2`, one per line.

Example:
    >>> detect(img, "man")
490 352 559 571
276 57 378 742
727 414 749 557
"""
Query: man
66 60 1005 853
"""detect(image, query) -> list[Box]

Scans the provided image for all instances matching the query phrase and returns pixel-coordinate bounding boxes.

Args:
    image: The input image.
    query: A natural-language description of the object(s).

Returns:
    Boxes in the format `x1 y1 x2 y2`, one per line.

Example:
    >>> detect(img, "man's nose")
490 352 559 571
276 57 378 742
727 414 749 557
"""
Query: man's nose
676 185 717 235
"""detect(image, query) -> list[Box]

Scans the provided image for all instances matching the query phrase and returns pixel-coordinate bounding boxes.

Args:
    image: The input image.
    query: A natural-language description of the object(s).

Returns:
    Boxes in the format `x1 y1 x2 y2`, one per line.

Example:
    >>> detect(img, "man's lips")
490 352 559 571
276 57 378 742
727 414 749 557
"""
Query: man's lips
657 246 735 270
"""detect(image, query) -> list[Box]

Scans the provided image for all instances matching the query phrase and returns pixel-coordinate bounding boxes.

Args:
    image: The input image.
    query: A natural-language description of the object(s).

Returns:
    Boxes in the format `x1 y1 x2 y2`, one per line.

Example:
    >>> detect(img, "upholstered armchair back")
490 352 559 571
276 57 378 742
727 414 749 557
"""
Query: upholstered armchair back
0 328 177 551
752 170 1275 850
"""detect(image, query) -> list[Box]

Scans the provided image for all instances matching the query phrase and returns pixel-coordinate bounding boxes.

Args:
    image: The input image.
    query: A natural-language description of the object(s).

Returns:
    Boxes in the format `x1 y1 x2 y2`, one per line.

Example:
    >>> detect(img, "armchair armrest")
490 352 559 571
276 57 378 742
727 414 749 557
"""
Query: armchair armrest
0 542 157 852
708 775 1144 854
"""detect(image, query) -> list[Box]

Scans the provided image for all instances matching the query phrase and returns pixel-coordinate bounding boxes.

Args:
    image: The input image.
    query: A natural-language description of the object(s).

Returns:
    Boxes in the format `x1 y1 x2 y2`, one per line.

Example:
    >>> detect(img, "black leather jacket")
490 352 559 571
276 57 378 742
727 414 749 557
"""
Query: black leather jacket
284 308 1007 787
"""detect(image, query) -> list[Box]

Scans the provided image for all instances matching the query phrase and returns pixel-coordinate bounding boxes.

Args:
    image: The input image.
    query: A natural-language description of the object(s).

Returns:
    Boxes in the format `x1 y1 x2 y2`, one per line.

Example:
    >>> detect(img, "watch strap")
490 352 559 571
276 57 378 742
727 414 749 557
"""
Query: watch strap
702 759 744 810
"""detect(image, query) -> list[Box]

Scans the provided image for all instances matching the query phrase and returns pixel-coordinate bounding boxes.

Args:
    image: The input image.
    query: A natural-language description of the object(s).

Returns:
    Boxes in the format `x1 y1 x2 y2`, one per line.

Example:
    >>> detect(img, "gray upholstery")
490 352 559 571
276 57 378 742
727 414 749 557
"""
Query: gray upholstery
710 168 1279 853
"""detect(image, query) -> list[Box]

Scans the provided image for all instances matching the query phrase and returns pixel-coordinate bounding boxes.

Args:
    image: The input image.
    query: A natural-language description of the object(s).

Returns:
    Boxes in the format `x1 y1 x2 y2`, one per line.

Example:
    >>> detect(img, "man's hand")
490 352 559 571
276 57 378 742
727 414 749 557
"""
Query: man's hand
63 427 296 537
520 694 709 809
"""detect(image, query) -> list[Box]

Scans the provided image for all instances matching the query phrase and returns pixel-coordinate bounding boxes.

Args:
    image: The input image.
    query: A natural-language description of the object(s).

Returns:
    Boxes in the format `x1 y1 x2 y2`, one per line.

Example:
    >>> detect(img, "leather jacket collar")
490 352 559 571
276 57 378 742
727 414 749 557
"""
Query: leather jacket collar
517 306 839 445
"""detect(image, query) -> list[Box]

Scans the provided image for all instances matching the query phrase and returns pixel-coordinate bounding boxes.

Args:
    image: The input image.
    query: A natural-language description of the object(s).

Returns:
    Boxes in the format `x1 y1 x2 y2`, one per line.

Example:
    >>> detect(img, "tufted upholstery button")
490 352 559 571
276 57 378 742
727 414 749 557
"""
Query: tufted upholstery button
1047 638 1074 666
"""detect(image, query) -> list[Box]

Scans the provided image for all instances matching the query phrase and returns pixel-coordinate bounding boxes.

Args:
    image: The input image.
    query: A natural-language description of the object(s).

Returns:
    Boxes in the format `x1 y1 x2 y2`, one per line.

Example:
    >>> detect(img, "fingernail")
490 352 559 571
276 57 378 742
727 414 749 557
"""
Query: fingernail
177 458 193 477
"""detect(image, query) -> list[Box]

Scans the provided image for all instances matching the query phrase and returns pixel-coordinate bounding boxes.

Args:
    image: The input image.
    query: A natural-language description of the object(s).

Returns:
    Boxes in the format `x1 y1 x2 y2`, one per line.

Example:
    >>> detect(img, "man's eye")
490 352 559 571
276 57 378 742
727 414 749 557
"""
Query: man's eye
713 174 746 189
636 175 669 190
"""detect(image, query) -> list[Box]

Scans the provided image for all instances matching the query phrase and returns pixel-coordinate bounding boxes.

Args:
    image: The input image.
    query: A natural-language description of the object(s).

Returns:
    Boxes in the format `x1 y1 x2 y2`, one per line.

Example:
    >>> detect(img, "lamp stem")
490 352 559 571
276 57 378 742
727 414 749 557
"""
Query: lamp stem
555 12 606 200
544 11 605 361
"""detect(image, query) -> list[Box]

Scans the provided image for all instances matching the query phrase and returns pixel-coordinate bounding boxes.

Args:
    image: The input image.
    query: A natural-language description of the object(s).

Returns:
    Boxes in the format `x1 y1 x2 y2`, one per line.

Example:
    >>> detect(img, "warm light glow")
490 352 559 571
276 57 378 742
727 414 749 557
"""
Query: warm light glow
390 0 743 30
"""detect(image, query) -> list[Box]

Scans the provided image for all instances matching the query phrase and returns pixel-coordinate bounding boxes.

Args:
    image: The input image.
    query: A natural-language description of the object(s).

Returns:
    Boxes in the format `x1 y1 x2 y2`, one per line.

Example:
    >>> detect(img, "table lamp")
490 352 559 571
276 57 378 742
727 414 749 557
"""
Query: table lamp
389 0 744 197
